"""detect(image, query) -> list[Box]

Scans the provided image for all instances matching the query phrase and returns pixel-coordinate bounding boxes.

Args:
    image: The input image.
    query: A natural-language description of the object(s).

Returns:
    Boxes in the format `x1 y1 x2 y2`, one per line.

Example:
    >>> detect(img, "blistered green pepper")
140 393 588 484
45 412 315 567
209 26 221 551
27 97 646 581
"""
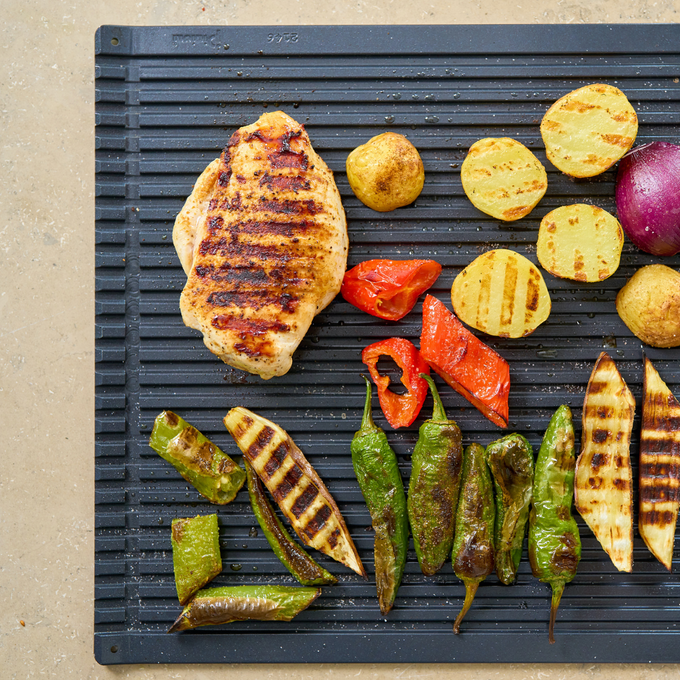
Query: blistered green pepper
351 376 409 614
168 585 320 632
529 405 581 644
451 443 495 634
486 433 534 585
408 374 463 576
171 514 222 605
149 410 246 504
245 460 337 586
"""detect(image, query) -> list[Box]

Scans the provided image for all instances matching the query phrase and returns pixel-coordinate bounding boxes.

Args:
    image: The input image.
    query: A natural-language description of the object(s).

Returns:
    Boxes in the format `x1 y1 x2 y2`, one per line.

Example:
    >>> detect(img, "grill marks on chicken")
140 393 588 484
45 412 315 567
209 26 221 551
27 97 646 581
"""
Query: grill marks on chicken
174 111 347 379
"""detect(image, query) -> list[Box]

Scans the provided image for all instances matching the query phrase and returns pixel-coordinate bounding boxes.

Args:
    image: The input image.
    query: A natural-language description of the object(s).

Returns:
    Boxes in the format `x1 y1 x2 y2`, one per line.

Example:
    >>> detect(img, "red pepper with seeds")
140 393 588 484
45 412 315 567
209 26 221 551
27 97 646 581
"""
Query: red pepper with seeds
361 338 430 428
342 259 442 321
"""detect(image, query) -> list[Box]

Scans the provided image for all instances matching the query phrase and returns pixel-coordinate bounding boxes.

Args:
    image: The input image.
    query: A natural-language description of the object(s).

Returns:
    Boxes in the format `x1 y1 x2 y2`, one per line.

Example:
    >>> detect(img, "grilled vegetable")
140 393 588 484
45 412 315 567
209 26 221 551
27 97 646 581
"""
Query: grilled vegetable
171 514 222 605
528 406 581 644
452 443 495 634
486 433 534 585
149 411 246 504
408 374 463 576
420 295 510 428
540 83 638 178
616 264 680 348
461 137 547 221
351 376 409 613
168 585 320 632
575 352 635 572
537 204 623 282
245 460 337 586
224 407 366 577
451 249 551 338
639 357 680 571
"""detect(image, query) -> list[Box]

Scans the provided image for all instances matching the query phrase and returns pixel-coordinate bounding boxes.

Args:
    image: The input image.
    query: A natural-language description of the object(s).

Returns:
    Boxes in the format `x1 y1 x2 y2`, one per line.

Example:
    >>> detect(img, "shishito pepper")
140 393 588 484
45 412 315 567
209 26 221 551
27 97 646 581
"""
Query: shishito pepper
362 337 430 428
452 443 495 634
351 376 409 614
407 374 463 576
149 411 246 504
168 585 320 632
486 433 534 585
171 514 222 605
341 259 442 321
245 460 337 586
529 405 581 644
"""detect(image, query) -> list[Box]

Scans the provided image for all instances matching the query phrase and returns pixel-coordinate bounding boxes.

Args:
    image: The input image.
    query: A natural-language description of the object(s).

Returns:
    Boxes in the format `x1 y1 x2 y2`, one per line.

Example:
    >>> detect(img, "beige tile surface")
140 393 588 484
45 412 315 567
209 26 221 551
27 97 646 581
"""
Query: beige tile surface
2 1 680 678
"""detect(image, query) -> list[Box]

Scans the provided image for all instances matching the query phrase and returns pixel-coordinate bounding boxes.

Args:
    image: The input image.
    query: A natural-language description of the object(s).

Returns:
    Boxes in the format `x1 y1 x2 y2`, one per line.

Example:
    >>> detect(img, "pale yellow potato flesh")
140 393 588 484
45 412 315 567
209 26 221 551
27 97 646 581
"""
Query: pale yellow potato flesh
460 137 547 221
541 83 638 178
451 248 551 338
537 204 623 282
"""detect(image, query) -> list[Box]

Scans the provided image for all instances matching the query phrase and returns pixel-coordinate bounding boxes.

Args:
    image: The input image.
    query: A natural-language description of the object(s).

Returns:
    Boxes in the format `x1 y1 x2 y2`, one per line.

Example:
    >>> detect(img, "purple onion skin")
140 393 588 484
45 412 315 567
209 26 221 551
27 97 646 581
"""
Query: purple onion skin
615 141 680 257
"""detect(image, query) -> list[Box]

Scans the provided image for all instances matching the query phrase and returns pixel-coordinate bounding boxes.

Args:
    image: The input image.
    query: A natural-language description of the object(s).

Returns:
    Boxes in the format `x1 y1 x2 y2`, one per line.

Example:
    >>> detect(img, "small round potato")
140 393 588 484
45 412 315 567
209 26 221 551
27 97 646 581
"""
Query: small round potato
616 265 680 348
346 132 424 212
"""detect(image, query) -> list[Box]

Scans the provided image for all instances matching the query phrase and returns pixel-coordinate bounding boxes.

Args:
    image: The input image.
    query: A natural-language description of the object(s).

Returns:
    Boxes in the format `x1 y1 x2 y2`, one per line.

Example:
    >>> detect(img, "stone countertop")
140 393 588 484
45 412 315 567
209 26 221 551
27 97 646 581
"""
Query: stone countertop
2 2 680 678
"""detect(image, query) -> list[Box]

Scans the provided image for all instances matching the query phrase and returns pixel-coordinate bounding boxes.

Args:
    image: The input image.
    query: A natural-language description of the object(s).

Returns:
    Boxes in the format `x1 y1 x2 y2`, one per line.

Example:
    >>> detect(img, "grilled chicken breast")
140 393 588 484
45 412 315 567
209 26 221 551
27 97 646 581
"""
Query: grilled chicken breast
174 111 348 379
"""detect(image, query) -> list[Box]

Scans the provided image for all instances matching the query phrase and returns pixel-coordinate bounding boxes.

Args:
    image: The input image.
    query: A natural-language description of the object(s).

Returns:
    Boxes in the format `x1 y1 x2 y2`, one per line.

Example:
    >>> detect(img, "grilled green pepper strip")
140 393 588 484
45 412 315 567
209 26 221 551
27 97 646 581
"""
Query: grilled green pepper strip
245 460 337 586
168 585 321 632
408 374 463 575
452 443 495 634
171 514 222 605
529 405 581 644
486 433 534 585
149 410 246 504
351 376 409 614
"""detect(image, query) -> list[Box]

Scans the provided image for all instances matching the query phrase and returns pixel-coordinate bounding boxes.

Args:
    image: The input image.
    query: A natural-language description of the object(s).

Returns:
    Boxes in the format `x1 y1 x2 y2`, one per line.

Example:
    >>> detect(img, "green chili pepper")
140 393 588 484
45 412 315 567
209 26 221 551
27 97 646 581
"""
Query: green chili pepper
407 374 463 576
168 585 321 632
171 514 222 605
245 460 337 586
528 405 581 644
351 376 409 614
485 433 534 585
149 410 246 504
451 443 495 634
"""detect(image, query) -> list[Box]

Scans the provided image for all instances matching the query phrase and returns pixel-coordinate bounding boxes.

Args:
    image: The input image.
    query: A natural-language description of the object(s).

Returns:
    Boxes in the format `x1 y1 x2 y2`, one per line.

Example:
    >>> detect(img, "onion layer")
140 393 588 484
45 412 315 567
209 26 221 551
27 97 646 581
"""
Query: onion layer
615 141 680 257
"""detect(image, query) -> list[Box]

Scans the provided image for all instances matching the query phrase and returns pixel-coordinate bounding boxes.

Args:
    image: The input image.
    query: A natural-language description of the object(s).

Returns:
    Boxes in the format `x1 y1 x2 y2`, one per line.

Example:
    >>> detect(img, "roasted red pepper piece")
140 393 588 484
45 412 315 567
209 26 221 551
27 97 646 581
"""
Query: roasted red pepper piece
362 338 431 428
341 259 442 321
420 295 510 428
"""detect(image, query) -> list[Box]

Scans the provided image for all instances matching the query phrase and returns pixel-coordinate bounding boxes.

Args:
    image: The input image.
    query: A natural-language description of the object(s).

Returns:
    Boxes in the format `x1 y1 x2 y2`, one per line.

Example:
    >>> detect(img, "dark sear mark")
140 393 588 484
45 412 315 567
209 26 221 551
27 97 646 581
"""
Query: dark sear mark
591 429 610 444
198 237 293 263
327 527 341 549
640 509 676 526
269 150 309 171
211 315 290 336
272 464 304 502
231 218 321 238
207 290 299 313
258 197 323 215
246 426 275 461
263 441 290 478
291 484 320 518
259 173 311 192
303 504 332 540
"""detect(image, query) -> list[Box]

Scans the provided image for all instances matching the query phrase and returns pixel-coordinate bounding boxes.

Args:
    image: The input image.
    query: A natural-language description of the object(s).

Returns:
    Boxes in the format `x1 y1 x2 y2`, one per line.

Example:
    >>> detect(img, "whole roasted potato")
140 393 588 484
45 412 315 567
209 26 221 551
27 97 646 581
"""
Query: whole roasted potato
346 132 424 212
616 264 680 348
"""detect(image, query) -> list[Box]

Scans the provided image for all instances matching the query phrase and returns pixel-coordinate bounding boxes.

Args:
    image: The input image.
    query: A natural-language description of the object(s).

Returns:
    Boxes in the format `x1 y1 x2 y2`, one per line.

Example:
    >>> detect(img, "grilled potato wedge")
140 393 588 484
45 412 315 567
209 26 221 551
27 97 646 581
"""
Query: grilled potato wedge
224 407 366 577
575 352 635 572
537 204 623 282
639 357 680 571
541 84 638 178
451 249 551 338
461 137 547 221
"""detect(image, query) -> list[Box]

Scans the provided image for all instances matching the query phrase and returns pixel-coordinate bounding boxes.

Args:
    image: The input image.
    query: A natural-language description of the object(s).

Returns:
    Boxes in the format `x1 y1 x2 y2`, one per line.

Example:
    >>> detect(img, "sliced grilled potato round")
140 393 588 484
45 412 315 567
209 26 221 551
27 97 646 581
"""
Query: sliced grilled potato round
537 204 623 282
451 249 551 338
461 138 547 221
541 84 638 178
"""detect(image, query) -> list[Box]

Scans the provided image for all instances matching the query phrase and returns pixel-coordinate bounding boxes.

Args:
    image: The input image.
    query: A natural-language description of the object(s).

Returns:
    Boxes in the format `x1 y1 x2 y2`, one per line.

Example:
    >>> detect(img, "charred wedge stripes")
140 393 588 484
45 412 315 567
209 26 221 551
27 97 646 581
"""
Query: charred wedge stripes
224 407 366 577
639 357 680 571
575 352 635 572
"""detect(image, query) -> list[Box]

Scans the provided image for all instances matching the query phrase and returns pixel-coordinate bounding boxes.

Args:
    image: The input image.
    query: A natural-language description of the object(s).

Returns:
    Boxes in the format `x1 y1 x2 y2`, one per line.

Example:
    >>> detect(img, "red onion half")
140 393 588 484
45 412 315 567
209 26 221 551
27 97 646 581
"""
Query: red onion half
615 141 680 256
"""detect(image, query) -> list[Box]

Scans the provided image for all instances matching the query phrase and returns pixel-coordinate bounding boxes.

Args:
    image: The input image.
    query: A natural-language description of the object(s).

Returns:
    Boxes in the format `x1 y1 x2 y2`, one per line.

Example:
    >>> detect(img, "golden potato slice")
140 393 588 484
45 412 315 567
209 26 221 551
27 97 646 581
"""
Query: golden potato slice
541 84 638 178
451 249 551 338
460 138 547 221
616 264 680 348
537 204 623 282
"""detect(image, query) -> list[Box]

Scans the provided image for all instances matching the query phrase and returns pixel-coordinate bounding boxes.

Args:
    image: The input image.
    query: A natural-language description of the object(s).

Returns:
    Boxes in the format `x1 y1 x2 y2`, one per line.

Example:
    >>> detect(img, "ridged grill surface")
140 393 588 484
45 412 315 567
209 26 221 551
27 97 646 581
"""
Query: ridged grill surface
95 24 680 664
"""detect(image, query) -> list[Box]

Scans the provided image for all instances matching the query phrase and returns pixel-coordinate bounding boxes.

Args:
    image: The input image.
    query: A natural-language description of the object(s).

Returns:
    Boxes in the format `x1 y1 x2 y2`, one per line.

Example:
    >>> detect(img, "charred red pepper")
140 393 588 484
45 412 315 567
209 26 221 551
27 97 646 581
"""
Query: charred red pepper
341 259 442 321
420 295 510 428
361 338 430 428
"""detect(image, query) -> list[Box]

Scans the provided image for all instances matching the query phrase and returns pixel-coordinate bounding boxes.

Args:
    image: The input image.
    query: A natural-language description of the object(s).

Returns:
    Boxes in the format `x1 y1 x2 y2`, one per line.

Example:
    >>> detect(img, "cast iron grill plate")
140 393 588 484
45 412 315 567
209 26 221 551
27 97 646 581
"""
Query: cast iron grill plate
95 24 680 664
